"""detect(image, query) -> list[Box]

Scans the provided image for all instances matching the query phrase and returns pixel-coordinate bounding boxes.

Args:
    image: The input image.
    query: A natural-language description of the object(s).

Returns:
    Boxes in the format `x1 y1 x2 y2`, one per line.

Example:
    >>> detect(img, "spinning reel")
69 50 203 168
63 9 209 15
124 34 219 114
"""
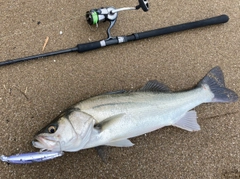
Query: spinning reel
86 0 149 39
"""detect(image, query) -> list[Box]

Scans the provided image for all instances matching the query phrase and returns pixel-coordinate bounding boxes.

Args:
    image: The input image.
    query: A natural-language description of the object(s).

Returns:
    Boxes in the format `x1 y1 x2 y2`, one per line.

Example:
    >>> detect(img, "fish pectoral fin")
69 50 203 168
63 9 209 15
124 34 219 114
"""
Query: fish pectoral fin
94 113 125 131
173 110 200 132
105 139 134 147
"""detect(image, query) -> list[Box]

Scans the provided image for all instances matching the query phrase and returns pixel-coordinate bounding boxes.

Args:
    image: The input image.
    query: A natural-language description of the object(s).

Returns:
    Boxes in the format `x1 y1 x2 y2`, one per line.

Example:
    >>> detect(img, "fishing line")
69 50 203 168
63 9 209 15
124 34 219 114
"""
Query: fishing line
58 141 63 153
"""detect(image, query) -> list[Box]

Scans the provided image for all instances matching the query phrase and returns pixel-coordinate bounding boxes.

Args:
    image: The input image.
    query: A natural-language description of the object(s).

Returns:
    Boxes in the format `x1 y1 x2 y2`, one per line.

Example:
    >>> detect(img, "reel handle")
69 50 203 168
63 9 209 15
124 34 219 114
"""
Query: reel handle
136 0 149 11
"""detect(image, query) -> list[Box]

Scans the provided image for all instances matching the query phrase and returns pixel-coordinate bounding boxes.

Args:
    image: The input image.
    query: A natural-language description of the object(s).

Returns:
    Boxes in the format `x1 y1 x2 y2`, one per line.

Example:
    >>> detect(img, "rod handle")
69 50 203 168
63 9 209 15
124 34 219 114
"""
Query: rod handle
77 41 102 53
127 14 229 41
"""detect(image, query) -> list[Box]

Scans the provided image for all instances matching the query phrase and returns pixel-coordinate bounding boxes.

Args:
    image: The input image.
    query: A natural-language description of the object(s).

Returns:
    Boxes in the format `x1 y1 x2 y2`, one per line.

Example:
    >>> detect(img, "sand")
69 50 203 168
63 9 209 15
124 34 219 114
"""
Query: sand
0 0 239 178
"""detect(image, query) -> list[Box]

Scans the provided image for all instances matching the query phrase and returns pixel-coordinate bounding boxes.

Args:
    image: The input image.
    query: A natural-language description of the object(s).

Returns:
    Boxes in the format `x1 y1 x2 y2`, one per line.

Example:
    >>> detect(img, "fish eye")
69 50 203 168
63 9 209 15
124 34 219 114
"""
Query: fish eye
48 126 57 133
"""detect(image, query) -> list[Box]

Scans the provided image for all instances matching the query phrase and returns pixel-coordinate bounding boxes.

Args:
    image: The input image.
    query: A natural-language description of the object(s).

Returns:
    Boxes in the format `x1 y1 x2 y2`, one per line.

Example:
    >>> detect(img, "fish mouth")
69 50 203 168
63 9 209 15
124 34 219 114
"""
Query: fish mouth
32 135 60 151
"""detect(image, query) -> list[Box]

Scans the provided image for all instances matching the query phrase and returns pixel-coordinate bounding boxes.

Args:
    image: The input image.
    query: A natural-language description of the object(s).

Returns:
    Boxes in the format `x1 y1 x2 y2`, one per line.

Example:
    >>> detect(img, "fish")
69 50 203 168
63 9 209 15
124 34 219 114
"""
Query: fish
0 151 63 164
32 66 238 152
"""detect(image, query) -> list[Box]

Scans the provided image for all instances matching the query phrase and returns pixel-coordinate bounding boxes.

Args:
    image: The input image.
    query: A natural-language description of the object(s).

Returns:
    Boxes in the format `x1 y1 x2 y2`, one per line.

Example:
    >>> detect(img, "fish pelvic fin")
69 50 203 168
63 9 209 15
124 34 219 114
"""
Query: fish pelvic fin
95 146 110 163
173 110 200 132
105 139 134 147
198 66 238 103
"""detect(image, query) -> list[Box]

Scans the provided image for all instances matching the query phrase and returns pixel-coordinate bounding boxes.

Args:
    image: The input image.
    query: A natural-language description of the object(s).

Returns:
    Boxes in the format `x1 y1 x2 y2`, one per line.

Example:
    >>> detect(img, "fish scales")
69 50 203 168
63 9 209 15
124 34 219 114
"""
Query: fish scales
77 87 211 123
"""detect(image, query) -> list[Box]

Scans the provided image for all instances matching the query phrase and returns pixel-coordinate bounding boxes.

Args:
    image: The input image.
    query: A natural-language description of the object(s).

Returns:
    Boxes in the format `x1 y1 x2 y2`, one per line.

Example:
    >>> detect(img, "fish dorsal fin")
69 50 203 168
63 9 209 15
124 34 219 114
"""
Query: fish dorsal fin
94 113 125 131
103 90 126 95
140 80 171 92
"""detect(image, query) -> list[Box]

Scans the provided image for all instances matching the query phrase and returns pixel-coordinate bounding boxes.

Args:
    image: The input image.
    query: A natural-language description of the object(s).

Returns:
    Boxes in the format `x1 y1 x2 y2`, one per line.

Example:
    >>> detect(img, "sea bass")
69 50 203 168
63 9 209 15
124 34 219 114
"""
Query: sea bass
32 66 238 152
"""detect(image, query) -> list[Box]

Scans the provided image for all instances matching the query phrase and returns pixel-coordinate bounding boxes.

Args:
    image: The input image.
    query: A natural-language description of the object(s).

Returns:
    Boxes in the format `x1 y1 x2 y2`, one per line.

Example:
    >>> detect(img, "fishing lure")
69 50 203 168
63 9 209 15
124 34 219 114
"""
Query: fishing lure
0 151 63 164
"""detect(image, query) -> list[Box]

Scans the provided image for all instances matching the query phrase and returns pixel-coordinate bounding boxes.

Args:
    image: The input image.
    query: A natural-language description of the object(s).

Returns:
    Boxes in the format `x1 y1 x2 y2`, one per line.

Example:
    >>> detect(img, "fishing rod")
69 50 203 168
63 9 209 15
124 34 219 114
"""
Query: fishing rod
1 0 229 67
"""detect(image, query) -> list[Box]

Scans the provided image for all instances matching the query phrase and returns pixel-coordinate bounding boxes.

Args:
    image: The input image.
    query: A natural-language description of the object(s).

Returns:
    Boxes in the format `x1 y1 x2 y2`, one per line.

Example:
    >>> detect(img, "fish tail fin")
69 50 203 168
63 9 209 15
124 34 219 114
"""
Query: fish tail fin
197 66 238 103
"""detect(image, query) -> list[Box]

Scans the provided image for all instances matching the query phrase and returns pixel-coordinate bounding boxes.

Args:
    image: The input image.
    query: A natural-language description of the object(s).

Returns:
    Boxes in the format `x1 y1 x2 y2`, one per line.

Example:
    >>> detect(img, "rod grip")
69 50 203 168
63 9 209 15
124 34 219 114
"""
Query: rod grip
128 15 229 40
77 41 102 53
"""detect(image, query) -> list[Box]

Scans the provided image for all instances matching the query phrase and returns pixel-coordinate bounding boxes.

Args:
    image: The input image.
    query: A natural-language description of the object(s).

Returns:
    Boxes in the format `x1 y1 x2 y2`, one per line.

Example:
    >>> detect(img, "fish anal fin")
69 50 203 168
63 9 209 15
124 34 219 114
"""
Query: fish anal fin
173 110 200 132
106 139 134 147
140 80 171 92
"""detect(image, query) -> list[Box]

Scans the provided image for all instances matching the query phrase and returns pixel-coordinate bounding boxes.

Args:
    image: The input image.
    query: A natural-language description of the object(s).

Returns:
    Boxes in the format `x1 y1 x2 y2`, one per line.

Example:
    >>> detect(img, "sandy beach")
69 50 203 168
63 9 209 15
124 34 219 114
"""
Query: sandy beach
0 0 239 178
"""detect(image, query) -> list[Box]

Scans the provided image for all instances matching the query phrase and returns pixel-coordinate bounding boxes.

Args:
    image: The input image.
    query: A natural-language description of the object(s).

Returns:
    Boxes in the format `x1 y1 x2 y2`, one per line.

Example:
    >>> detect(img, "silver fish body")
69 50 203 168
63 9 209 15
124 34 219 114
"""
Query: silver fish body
0 151 63 164
32 66 238 152
79 88 211 149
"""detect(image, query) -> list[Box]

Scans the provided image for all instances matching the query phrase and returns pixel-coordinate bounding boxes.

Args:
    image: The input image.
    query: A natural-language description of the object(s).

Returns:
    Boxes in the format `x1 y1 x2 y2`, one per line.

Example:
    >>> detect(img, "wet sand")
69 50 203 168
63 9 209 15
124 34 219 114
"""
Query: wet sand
0 0 239 178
